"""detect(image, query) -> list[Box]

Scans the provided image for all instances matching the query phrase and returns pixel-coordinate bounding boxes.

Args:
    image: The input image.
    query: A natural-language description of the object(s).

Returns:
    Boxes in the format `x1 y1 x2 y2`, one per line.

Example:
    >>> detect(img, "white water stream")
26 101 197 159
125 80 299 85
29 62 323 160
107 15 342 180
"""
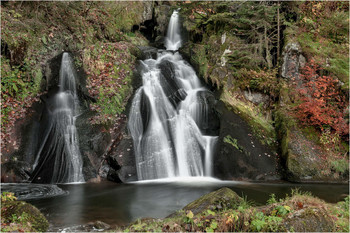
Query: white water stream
129 10 217 180
31 53 84 183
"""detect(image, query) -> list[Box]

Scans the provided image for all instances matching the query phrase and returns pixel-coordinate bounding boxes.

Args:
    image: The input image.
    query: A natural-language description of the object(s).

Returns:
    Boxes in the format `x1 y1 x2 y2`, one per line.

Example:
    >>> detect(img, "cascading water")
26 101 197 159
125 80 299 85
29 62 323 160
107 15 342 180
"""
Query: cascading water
30 53 84 184
129 10 218 180
165 10 182 51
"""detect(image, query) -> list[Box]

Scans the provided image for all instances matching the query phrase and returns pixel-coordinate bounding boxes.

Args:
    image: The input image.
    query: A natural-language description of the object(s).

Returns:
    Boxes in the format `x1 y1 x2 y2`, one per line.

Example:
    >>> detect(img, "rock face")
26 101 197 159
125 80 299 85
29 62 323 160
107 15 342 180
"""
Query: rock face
281 42 306 80
277 123 349 183
243 90 270 105
104 123 137 183
154 4 172 47
213 101 280 181
182 187 243 215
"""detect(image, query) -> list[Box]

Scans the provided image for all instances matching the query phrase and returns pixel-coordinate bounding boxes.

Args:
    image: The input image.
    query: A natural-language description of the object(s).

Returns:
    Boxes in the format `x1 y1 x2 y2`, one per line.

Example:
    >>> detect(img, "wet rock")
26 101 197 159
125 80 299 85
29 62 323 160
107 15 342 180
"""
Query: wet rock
194 91 220 136
182 187 243 215
157 60 187 107
154 4 171 47
76 111 107 181
140 89 151 133
106 135 137 183
281 42 305 80
92 220 111 230
213 101 280 181
138 46 158 60
99 165 110 179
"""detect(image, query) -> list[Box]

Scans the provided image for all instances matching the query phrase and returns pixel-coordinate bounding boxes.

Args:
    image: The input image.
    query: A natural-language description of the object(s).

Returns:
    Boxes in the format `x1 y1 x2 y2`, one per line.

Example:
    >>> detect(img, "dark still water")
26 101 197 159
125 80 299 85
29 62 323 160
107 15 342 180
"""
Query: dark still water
2 179 348 231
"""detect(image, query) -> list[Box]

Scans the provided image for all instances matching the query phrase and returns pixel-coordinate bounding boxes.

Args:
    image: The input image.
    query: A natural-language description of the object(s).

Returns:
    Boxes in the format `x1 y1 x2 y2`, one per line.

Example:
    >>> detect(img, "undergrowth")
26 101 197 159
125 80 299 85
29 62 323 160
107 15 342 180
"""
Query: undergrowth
120 189 349 232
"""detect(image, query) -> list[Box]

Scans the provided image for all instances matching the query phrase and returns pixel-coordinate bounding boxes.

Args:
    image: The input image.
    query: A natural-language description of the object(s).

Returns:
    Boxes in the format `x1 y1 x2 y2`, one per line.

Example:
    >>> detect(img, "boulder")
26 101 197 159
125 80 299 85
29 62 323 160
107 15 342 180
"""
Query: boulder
213 101 280 181
92 220 111 230
243 90 270 105
182 187 243 215
281 42 306 80
283 207 335 232
157 60 187 107
193 91 220 136
1 199 49 232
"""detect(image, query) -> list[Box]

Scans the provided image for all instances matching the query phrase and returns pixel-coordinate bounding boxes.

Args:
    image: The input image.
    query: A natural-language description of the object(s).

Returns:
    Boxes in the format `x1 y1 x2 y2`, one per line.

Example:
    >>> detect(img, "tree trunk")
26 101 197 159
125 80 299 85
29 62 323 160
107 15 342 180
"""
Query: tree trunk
264 22 272 69
277 1 280 65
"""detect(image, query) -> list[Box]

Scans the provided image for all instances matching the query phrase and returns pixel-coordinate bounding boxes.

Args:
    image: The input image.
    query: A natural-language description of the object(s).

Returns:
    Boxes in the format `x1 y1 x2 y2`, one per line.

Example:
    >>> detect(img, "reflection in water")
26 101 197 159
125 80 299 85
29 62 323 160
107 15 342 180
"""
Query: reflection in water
5 181 346 231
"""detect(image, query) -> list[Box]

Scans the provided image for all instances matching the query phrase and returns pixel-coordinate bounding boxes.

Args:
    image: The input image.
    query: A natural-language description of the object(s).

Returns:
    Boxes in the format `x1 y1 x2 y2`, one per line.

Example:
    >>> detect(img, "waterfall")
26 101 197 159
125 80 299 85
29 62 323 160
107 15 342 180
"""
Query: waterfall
31 53 84 184
129 11 218 181
165 10 182 51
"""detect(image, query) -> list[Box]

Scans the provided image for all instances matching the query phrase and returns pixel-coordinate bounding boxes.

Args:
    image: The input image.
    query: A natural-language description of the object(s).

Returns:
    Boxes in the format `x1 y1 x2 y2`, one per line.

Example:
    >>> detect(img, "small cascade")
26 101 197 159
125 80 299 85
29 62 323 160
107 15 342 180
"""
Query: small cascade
31 53 84 184
165 10 182 51
129 10 218 181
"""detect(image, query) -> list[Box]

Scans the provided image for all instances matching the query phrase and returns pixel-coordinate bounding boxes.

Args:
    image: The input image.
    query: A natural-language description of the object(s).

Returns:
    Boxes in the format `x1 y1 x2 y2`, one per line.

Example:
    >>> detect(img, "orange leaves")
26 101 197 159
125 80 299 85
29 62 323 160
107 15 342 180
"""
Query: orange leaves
294 60 348 137
296 201 304 210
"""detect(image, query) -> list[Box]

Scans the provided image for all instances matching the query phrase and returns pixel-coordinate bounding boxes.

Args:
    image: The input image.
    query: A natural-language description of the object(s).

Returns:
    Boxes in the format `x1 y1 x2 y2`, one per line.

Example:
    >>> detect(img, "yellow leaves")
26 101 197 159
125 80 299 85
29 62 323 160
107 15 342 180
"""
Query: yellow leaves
284 205 291 211
186 210 194 219
271 209 277 216
225 212 239 225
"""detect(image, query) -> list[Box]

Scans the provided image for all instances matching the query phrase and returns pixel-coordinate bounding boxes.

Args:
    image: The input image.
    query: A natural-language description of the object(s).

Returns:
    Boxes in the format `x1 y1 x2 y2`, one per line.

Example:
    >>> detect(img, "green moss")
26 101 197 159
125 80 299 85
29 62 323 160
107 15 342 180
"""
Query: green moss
83 42 137 125
1 193 49 232
221 88 276 150
182 187 244 215
297 27 349 88
191 44 209 80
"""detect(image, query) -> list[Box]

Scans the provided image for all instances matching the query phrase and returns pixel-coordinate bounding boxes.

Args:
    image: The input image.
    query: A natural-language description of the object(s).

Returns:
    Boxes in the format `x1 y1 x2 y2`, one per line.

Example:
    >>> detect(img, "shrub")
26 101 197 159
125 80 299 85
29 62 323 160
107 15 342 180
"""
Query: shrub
294 60 348 138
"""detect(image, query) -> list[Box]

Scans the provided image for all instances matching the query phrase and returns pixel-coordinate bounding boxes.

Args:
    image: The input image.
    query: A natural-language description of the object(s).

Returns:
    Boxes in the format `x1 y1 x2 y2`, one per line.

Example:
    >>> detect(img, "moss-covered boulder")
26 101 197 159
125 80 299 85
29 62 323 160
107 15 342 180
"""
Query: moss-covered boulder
283 207 334 232
183 187 243 215
276 109 349 183
1 196 49 232
121 188 348 232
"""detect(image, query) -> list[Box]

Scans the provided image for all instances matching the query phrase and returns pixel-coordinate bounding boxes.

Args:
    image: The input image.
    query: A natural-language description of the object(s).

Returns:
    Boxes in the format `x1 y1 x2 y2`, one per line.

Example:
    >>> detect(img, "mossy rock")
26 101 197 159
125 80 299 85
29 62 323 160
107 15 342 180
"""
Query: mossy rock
283 207 335 232
1 200 49 232
182 187 243 215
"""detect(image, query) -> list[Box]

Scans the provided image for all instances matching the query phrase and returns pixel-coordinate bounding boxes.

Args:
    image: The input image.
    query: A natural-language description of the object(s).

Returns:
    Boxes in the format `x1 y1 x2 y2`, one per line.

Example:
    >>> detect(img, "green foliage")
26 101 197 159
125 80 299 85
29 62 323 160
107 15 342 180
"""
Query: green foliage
331 196 350 232
84 42 136 125
1 194 49 232
267 193 277 205
272 205 291 216
1 192 17 202
251 211 283 232
251 212 267 231
205 220 218 232
183 210 194 224
1 59 27 98
297 2 349 86
331 159 349 174
238 195 253 210
122 190 346 232
236 68 280 97
223 135 243 152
